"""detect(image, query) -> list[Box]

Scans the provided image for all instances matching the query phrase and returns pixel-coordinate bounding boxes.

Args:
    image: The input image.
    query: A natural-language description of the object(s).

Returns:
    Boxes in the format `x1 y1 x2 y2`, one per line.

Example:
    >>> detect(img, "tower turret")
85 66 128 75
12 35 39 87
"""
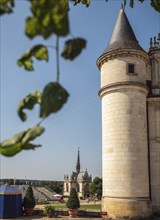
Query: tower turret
97 7 151 219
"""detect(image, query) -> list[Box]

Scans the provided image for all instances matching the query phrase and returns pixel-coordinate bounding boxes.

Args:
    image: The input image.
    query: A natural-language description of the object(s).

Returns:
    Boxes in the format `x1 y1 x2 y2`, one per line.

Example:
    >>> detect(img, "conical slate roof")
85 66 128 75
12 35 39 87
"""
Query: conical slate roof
102 6 144 54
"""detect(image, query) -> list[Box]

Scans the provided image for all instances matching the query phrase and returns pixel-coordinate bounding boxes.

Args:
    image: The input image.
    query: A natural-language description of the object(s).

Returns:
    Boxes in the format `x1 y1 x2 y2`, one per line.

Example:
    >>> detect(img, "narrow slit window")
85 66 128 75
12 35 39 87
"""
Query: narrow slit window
128 64 135 73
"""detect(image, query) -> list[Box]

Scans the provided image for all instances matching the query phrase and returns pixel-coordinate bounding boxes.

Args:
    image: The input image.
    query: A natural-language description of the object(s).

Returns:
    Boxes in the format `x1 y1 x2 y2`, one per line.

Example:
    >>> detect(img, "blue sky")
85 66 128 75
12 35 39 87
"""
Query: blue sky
0 0 159 181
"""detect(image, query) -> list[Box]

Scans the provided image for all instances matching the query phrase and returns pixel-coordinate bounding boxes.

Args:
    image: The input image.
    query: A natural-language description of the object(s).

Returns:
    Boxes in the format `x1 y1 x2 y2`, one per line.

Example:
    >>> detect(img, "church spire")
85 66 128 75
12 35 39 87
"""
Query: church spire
76 148 80 173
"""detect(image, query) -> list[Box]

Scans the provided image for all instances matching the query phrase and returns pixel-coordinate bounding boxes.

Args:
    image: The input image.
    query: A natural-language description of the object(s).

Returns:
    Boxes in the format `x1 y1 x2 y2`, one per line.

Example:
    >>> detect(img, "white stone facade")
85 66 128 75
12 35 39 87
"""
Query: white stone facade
147 42 160 213
102 88 149 198
98 52 151 218
100 56 147 87
97 7 160 218
148 98 160 212
63 150 92 199
63 172 92 199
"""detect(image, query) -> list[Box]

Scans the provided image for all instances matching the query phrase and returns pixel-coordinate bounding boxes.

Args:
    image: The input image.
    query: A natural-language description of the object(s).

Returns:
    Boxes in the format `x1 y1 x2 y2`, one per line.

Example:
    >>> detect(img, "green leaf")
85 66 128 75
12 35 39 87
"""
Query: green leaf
129 0 134 8
81 0 90 7
123 0 146 9
17 44 48 71
0 125 45 157
0 0 15 16
21 125 44 144
17 53 34 71
0 131 25 148
72 0 90 7
0 142 23 157
40 82 69 118
25 0 69 39
125 0 160 12
25 17 41 39
22 143 41 150
150 0 160 12
61 38 86 60
18 91 42 121
30 45 48 61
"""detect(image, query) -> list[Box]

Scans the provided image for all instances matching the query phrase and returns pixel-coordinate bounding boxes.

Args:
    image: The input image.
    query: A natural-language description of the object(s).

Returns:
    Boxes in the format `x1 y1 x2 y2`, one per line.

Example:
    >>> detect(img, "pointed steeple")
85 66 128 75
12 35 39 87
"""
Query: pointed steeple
76 148 80 174
102 7 144 54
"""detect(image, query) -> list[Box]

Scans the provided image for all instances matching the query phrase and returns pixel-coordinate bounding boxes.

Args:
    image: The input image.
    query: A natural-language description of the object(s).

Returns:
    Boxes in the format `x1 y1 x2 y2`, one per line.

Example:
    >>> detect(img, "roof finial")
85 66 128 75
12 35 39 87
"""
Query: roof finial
150 38 153 49
121 1 125 11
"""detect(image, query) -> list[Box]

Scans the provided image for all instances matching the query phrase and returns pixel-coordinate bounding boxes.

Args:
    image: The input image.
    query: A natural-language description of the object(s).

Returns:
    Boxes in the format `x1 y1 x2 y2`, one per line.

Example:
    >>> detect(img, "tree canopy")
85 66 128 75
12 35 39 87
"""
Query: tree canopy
89 177 102 198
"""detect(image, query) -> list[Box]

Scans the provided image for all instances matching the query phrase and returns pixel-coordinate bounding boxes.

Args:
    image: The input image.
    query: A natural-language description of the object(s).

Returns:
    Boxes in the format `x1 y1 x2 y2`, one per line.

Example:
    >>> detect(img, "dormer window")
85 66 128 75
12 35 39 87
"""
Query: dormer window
128 64 135 74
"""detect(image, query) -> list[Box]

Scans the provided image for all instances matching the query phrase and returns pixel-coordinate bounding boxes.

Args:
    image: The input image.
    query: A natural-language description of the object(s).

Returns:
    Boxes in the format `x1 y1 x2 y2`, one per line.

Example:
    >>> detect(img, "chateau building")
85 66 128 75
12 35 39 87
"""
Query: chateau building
97 6 160 219
63 150 92 199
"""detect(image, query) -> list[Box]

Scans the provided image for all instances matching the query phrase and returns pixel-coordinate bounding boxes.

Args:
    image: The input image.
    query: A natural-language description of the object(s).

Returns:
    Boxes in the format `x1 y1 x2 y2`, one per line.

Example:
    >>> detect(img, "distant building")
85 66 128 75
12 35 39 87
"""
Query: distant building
63 149 92 199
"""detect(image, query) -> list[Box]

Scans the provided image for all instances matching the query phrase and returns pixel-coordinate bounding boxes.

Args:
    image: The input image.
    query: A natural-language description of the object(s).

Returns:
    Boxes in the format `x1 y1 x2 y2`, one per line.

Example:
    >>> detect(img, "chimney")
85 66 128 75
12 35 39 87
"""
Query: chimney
150 38 153 49
158 33 160 47
154 36 157 48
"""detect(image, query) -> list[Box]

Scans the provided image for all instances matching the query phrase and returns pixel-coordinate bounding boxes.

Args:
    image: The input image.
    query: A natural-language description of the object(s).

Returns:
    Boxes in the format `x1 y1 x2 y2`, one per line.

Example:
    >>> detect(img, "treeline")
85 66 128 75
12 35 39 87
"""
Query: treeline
0 177 102 197
0 179 63 194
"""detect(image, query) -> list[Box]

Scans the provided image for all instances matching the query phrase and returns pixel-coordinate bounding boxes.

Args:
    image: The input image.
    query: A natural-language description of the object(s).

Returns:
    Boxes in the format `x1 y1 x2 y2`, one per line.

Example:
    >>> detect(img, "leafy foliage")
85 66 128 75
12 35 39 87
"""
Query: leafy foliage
40 82 69 118
44 205 56 215
0 125 44 156
89 177 102 198
25 0 69 39
17 44 48 71
1 81 69 157
1 0 159 157
23 185 36 208
66 188 80 209
0 0 14 15
72 0 90 7
18 82 69 120
151 0 160 12
72 0 160 12
18 91 42 121
61 38 86 60
128 0 145 8
48 181 63 194
123 0 160 12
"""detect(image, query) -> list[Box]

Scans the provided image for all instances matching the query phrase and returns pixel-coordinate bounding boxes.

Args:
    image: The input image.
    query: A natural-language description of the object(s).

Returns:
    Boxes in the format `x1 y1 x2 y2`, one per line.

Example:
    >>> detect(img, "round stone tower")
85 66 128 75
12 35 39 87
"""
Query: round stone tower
97 7 151 219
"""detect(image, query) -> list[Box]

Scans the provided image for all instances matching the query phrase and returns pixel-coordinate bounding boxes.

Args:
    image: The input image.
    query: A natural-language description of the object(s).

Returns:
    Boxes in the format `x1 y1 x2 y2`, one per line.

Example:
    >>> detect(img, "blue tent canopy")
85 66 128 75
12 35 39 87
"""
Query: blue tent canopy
0 185 22 219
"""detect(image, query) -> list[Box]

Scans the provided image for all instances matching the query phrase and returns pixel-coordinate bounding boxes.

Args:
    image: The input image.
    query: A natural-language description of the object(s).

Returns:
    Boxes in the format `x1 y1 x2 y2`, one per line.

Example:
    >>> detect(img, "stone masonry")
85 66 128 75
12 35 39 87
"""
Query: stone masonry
97 7 160 219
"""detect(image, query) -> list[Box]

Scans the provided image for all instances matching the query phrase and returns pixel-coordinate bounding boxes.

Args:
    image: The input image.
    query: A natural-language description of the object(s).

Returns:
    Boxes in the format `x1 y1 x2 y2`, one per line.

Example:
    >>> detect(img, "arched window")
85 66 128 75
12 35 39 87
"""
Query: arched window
66 183 69 192
77 184 80 192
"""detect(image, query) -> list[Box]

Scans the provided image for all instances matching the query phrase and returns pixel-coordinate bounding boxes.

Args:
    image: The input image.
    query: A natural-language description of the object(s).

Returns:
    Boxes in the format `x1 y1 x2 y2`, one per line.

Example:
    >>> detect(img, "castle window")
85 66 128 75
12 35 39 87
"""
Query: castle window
66 183 69 192
77 184 80 192
128 64 135 74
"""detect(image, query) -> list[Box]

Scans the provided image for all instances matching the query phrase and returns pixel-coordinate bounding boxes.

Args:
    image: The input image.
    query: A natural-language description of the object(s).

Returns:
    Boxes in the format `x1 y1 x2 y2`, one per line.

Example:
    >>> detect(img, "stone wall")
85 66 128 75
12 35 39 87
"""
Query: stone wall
100 56 147 88
102 197 150 219
99 54 151 218
148 98 160 213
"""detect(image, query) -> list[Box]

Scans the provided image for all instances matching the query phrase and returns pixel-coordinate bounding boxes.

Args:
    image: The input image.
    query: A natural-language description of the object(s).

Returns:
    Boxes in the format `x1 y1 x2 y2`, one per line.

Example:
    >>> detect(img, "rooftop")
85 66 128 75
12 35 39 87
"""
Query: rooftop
101 6 145 55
